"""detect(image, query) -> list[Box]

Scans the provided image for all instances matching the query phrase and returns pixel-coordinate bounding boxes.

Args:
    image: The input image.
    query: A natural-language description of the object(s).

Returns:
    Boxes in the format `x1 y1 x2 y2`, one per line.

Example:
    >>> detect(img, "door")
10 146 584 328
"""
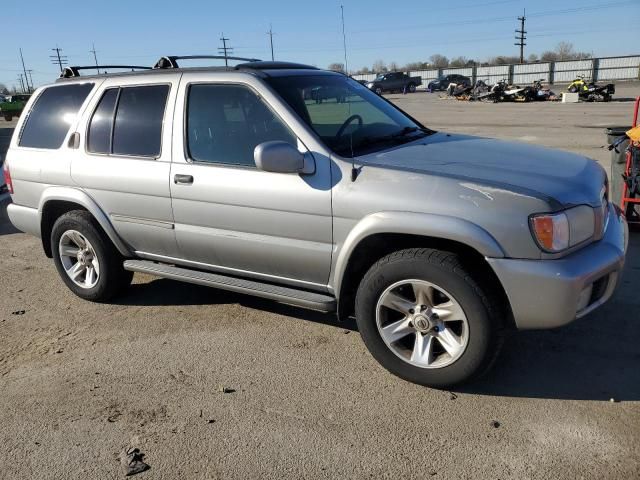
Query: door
71 73 180 257
169 76 333 289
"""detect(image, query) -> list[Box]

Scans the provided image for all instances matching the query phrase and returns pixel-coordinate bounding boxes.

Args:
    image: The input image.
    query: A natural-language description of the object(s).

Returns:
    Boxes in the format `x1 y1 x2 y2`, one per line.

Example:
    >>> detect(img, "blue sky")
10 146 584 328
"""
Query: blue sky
1 0 638 89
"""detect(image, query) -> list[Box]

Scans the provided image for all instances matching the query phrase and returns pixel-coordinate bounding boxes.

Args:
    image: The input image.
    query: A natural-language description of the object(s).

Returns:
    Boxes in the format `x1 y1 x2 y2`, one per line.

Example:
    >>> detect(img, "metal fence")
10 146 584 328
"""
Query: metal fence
351 54 640 87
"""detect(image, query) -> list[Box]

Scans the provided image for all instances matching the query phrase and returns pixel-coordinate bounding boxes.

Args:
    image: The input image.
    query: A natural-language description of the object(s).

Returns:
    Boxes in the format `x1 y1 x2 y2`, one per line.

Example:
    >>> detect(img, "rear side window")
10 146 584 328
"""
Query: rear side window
19 83 94 149
88 88 118 154
87 84 169 157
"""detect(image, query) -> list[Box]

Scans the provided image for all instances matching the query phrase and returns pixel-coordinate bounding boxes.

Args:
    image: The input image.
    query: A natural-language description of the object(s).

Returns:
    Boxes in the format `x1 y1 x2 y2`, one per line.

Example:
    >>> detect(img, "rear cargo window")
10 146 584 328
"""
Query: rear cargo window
19 83 94 149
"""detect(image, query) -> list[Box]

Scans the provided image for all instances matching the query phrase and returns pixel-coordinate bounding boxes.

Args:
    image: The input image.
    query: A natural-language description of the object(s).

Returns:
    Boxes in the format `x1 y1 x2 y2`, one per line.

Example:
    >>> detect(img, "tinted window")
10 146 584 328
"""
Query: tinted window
266 75 424 157
87 88 118 154
112 85 169 157
19 83 93 149
187 84 297 167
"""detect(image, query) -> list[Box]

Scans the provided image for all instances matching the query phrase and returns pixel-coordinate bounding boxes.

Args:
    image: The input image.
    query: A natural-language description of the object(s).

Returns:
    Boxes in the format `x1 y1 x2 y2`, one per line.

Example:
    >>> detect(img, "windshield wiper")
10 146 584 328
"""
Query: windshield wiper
360 126 428 147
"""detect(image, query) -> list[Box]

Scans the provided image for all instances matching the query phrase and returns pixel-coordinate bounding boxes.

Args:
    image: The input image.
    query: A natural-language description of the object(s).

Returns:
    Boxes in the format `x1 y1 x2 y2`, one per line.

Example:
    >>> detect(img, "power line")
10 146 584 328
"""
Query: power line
50 47 68 72
17 74 25 93
515 10 526 64
267 25 275 61
218 33 233 67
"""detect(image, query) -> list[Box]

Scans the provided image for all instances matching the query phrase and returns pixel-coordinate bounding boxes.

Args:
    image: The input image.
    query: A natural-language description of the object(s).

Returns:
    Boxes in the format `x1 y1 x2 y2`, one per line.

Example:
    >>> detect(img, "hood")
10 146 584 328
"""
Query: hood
360 132 606 208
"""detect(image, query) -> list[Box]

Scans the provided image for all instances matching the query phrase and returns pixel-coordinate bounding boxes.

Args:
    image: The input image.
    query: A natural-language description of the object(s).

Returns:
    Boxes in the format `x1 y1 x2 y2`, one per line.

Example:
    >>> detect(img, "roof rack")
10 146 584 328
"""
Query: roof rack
153 55 261 69
235 61 319 71
60 65 152 78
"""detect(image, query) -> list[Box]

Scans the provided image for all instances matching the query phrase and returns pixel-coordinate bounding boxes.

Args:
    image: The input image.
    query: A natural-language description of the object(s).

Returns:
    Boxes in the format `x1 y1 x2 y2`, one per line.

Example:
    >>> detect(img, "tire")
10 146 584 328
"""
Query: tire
4 115 12 121
375 87 383 96
355 248 505 388
408 83 417 93
51 210 133 302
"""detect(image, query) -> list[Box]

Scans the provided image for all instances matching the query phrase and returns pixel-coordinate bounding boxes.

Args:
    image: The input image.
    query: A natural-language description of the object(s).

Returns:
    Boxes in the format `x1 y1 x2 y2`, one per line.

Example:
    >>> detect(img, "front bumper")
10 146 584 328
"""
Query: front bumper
488 203 628 329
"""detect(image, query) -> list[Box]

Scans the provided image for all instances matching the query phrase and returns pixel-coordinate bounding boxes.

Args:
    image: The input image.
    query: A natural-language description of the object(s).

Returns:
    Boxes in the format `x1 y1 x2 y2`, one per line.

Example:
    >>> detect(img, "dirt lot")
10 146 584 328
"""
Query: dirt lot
1 84 639 480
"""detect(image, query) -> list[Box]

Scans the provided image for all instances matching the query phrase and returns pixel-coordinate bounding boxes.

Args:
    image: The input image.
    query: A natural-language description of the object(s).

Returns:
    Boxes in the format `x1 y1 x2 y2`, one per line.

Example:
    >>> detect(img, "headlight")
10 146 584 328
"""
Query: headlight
530 205 595 253
367 82 374 88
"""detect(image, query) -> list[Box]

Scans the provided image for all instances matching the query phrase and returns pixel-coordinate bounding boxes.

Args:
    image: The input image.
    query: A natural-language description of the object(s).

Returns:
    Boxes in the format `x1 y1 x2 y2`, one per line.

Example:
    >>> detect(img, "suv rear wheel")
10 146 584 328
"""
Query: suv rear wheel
51 210 133 302
355 248 505 387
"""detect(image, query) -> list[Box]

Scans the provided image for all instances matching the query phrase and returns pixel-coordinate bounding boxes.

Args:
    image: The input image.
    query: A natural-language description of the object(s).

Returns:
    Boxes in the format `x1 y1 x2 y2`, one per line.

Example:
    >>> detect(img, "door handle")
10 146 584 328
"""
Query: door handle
174 174 194 184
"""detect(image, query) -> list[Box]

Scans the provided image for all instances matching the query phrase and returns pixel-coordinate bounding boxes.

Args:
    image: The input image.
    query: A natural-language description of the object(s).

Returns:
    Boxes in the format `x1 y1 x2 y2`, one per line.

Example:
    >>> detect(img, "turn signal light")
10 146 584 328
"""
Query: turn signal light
530 213 569 252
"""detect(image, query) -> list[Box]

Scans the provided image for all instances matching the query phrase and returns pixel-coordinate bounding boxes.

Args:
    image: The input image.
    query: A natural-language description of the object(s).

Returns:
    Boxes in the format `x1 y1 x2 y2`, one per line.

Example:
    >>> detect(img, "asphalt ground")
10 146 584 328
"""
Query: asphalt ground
0 83 639 479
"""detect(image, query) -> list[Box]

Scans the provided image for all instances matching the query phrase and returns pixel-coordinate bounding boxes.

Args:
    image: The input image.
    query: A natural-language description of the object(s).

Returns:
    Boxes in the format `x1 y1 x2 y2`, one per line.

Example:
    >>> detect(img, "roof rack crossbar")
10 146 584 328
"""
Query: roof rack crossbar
60 65 152 78
154 55 261 69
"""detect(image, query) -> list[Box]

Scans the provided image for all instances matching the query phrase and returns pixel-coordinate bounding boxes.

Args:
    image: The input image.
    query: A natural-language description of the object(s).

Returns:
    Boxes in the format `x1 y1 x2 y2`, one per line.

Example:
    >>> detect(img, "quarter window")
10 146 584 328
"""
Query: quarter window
87 88 118 154
19 83 94 149
87 84 169 157
186 84 297 167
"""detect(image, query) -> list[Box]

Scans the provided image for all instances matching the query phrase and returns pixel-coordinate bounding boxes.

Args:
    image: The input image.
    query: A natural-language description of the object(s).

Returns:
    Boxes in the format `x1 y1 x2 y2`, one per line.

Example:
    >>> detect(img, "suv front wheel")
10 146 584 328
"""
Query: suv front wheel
355 248 505 388
51 210 133 302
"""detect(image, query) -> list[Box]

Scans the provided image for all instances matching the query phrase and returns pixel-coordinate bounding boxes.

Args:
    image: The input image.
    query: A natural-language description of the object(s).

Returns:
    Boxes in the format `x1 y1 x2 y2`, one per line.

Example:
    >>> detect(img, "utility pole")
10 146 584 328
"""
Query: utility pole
218 33 233 67
17 74 25 93
26 70 34 92
19 48 31 92
90 43 100 73
267 25 275 61
514 10 527 64
50 46 68 72
340 5 349 74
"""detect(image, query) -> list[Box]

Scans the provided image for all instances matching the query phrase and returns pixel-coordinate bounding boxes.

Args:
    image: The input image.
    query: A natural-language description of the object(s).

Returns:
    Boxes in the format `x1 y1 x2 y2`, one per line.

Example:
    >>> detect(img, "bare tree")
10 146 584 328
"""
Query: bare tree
429 54 449 68
0 83 9 95
527 53 539 63
388 61 399 72
404 61 429 71
327 62 345 72
556 42 576 61
372 60 387 73
540 51 559 62
449 56 468 67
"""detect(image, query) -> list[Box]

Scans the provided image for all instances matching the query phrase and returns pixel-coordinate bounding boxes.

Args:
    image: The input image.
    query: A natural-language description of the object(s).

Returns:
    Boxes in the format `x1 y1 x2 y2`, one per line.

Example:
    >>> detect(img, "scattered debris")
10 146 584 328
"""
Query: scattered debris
429 471 437 476
199 409 203 418
121 447 150 477
11 310 25 315
207 419 216 424
219 386 235 394
55 349 63 354
342 329 351 334
490 420 501 429
610 398 618 403
448 392 458 401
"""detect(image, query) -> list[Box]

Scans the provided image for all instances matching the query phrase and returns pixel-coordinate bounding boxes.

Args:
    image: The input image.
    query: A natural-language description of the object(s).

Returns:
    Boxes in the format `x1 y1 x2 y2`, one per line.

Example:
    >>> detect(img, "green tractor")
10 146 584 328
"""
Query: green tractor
0 93 32 121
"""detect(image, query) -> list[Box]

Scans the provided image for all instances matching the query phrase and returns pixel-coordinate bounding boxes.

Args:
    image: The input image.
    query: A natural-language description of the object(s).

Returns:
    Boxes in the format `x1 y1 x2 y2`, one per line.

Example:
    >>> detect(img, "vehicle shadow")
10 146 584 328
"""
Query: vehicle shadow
115 278 357 331
114 234 638 402
460 232 640 401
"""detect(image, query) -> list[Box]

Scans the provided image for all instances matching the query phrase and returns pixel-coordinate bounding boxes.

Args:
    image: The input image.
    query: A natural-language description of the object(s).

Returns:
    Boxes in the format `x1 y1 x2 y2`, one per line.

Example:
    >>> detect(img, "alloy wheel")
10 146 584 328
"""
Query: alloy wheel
58 230 100 289
376 279 469 369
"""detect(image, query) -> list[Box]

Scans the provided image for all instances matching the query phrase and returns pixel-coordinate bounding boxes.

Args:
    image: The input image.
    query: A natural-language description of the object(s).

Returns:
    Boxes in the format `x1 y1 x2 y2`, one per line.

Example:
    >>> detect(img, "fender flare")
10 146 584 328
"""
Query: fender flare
331 211 505 295
38 187 132 256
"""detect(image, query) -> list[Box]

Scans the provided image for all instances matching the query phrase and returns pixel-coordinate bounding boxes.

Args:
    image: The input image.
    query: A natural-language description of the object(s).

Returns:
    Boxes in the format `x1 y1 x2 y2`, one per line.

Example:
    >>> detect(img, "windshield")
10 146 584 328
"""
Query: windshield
266 74 429 157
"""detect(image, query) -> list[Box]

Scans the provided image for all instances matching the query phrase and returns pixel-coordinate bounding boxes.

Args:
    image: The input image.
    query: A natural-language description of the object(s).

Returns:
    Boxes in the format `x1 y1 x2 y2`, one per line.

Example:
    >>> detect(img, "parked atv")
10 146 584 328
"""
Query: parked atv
568 76 614 102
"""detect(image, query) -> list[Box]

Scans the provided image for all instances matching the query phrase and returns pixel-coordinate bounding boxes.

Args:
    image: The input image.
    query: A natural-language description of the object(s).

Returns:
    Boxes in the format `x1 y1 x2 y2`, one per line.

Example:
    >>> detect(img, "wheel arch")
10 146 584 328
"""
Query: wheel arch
332 213 512 326
39 187 131 258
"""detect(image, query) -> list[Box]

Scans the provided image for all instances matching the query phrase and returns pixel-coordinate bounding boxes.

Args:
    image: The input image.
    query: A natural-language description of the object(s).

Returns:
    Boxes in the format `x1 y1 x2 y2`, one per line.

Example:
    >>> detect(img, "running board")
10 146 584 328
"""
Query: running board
123 260 336 312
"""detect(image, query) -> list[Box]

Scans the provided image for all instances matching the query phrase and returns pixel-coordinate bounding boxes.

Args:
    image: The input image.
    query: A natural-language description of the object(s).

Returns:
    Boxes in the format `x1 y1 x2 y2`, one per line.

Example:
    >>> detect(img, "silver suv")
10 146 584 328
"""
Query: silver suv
3 57 628 387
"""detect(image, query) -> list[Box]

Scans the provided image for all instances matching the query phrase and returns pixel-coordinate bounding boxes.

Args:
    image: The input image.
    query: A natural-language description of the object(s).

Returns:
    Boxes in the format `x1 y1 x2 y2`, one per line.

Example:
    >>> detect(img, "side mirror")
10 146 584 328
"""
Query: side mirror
254 141 311 174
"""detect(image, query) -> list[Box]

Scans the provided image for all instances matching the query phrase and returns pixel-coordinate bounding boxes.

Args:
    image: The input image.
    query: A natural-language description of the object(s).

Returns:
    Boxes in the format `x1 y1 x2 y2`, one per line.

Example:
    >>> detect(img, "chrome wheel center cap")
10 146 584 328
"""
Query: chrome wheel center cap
413 314 431 333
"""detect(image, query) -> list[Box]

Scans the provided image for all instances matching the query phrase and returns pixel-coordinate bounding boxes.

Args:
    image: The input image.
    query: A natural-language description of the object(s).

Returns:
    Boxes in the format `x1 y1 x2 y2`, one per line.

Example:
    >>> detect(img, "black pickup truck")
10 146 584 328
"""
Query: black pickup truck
365 72 422 94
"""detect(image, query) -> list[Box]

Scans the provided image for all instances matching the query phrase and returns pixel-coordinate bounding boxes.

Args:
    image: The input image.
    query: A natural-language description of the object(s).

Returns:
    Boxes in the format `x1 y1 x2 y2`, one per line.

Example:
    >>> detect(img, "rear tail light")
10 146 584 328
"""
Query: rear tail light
2 162 13 194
